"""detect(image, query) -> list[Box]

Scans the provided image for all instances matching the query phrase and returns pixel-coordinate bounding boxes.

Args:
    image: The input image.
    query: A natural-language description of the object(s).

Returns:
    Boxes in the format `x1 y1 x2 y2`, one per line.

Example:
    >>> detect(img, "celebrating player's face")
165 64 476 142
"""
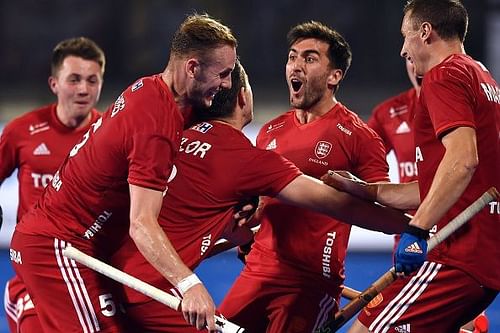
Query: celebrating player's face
189 45 237 109
400 12 427 76
49 56 103 125
286 38 331 110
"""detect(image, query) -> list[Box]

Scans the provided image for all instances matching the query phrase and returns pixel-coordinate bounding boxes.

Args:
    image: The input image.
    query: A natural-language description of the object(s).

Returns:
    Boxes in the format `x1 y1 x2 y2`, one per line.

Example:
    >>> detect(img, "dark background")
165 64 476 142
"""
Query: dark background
0 0 498 122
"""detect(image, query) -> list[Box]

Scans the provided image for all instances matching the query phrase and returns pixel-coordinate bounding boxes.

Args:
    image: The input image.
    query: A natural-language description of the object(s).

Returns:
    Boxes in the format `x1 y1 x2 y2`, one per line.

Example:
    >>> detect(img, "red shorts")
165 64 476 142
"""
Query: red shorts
125 298 199 333
10 232 131 333
358 261 498 333
219 256 341 333
4 275 43 333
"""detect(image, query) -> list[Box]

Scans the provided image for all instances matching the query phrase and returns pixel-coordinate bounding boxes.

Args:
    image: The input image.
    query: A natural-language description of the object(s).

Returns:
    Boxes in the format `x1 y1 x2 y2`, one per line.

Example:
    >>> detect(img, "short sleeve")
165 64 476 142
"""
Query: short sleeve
368 106 393 152
0 123 18 182
353 128 390 182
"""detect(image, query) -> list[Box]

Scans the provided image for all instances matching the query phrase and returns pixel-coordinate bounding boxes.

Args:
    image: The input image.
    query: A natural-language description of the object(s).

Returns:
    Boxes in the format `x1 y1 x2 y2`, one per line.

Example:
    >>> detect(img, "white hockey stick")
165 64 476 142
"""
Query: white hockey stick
62 246 244 333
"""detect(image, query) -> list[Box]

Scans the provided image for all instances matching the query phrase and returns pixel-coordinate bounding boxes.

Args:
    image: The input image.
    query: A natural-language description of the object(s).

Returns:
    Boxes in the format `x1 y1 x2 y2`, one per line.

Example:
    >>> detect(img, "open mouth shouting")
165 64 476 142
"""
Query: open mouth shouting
290 77 304 96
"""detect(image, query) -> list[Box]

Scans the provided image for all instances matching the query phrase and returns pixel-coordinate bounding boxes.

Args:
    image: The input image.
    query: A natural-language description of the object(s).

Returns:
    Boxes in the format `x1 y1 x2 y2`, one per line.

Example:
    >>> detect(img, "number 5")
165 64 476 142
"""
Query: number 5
99 293 116 317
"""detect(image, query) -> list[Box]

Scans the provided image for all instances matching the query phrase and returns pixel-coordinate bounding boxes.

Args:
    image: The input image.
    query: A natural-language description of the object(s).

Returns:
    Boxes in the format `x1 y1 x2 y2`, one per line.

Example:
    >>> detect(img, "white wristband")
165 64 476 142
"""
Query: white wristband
176 273 202 296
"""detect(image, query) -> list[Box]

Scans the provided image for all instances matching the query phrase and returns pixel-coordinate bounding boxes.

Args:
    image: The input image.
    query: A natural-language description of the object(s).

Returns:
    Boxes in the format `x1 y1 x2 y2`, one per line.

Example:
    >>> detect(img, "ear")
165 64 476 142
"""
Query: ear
237 87 247 109
327 68 343 88
421 22 432 44
185 58 200 78
48 76 58 94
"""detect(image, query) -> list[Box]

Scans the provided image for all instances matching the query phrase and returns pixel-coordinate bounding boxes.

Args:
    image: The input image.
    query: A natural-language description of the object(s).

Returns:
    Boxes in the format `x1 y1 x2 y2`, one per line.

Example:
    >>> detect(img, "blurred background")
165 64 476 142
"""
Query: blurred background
0 0 499 331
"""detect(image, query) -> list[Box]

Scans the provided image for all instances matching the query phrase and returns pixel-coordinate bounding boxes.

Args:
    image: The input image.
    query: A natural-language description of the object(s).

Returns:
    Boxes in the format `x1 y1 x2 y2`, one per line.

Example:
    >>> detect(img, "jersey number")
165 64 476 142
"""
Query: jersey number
69 117 103 157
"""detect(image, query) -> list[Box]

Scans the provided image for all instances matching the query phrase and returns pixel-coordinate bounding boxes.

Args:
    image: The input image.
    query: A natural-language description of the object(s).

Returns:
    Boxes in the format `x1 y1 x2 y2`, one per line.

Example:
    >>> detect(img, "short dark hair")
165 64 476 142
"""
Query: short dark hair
287 21 352 77
171 13 238 61
404 0 468 42
51 37 105 76
197 58 247 120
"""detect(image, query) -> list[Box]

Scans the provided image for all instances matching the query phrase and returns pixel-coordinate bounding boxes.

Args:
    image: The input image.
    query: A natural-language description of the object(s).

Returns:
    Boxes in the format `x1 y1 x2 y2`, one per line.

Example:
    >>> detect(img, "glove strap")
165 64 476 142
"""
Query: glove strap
176 273 202 296
405 224 429 239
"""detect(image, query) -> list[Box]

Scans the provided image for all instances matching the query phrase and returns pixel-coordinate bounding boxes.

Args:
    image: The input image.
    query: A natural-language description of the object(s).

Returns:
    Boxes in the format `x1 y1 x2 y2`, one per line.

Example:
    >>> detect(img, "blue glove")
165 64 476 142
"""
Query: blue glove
394 225 429 276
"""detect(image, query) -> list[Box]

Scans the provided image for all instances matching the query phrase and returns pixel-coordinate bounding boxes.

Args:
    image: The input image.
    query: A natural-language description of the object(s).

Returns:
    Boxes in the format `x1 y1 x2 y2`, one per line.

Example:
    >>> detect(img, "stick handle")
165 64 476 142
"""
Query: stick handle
317 187 498 333
62 247 245 333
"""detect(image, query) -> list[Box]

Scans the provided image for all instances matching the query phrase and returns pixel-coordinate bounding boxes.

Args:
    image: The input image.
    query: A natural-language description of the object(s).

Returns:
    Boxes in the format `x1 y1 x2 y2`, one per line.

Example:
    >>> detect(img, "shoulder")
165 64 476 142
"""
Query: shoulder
2 104 53 135
258 110 294 136
338 104 381 141
372 89 415 117
424 55 474 86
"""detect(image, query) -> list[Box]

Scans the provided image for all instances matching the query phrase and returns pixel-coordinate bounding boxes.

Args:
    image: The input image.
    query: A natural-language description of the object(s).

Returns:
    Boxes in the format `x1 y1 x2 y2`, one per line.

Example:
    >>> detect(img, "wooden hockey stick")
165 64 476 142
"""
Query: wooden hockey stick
62 246 245 333
316 187 499 333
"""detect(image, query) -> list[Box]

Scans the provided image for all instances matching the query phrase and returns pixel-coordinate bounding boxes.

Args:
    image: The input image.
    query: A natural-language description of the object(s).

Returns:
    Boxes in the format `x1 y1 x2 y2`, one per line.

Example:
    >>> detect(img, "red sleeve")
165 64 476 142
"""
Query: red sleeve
0 122 19 183
353 127 390 182
422 66 476 138
234 148 302 198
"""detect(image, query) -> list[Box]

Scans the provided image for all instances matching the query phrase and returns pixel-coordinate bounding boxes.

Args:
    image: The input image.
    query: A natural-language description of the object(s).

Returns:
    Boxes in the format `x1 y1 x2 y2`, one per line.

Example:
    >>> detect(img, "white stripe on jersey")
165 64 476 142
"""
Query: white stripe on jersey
54 238 99 332
312 293 336 332
369 261 441 333
3 280 18 323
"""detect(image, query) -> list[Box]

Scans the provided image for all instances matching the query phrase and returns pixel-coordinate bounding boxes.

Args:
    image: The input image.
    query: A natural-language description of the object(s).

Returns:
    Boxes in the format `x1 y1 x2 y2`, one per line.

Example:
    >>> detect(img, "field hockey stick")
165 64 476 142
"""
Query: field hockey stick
62 246 245 333
316 187 499 333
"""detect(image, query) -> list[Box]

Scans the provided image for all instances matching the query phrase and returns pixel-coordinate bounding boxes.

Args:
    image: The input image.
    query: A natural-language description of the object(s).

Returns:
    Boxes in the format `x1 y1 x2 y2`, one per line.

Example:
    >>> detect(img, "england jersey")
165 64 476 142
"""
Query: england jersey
251 103 389 287
0 105 100 221
415 54 500 290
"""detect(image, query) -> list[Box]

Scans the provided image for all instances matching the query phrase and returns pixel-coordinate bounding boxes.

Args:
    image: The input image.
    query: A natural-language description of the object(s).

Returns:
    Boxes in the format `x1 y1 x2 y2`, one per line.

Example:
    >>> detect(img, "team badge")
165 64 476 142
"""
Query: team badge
366 293 383 309
314 141 332 159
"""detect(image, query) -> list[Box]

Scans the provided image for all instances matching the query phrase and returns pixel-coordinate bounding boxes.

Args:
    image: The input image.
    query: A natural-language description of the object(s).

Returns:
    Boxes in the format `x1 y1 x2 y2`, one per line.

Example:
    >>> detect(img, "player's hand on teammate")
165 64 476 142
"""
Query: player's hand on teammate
233 196 260 227
394 225 429 276
320 170 377 201
181 283 217 331
237 239 254 265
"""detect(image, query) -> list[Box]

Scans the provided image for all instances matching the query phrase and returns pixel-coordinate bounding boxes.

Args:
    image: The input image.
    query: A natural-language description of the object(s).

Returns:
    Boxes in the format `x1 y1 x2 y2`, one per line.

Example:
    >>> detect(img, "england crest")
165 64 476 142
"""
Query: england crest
314 141 332 159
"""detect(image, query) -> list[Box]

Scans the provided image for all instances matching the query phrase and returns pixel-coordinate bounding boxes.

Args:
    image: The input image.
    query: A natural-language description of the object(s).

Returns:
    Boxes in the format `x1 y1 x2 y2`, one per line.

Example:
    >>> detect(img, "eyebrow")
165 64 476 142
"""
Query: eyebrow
289 48 321 56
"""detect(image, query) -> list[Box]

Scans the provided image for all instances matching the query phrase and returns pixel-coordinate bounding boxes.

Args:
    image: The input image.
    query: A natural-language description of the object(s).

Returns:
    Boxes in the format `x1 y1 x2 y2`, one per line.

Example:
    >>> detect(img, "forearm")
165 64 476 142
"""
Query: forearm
376 181 420 210
130 217 193 286
409 152 475 230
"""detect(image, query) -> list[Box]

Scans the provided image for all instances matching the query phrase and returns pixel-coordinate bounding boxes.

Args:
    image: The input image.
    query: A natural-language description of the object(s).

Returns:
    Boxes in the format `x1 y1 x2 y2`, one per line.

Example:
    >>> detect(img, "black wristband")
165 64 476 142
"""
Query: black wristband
404 224 429 239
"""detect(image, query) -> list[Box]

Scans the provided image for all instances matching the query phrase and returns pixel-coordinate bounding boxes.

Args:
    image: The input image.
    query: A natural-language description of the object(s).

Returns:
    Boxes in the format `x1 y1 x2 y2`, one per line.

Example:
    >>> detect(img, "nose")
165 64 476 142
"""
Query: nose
400 44 407 59
221 75 232 89
77 81 90 95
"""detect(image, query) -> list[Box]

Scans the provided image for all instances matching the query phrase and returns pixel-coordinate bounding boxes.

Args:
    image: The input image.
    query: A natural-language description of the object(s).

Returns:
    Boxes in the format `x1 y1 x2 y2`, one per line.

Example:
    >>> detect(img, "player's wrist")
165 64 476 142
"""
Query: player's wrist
404 224 429 239
176 273 202 296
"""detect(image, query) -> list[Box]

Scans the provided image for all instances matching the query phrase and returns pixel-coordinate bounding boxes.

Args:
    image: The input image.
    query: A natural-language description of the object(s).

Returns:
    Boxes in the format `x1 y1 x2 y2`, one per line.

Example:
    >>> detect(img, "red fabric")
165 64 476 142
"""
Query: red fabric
368 88 419 183
358 262 498 332
16 75 183 255
415 54 500 290
112 121 301 304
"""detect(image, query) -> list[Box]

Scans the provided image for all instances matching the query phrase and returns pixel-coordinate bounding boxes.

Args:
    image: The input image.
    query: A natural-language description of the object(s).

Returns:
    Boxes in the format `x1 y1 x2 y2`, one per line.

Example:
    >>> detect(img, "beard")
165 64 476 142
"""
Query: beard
290 74 328 110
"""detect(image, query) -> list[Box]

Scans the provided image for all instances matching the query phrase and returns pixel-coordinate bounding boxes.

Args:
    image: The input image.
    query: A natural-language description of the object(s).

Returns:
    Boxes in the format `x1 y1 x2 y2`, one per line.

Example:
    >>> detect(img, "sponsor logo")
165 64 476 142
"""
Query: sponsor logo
131 79 144 92
33 142 51 156
395 323 411 333
415 146 424 163
315 141 332 159
389 106 408 118
31 172 53 188
200 234 212 256
404 242 423 254
336 123 352 136
489 201 500 215
396 121 411 134
83 210 113 240
10 249 22 264
111 94 126 117
266 138 277 150
322 232 336 278
192 122 213 133
29 122 50 135
266 121 285 133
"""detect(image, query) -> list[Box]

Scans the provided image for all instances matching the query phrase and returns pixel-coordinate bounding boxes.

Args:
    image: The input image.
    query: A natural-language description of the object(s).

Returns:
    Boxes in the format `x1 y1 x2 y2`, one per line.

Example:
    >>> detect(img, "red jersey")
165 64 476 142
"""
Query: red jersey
252 103 389 288
113 121 301 303
16 75 183 255
415 54 500 290
368 88 419 183
0 105 100 221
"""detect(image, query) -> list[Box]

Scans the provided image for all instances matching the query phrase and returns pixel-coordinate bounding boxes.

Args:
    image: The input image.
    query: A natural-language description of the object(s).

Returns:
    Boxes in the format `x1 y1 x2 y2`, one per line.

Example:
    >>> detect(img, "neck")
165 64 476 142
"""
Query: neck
425 39 465 74
212 115 245 131
162 59 191 114
295 95 338 124
56 106 92 129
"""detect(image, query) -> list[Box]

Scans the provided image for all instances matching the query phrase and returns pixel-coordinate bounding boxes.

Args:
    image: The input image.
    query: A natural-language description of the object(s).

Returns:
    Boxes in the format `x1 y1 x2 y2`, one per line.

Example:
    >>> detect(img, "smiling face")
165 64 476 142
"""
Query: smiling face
286 38 336 110
400 11 430 76
49 55 103 122
187 44 237 109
